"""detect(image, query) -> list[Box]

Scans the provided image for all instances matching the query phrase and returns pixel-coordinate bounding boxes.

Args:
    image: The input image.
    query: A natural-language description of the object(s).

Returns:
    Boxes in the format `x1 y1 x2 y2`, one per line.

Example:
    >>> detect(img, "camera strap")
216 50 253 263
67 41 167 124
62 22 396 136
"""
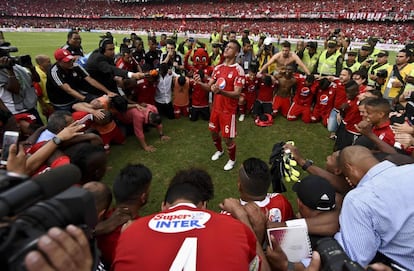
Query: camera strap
392 64 405 86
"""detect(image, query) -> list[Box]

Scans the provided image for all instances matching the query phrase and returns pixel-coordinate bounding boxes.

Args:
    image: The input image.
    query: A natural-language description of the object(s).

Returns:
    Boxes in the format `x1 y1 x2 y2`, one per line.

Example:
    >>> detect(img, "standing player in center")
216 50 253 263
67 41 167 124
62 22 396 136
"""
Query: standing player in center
197 40 245 171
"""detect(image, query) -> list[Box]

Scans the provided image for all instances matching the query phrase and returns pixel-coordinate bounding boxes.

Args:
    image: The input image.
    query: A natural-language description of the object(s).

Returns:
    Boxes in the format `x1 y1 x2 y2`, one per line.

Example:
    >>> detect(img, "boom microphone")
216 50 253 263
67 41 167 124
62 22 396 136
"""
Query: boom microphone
0 164 81 217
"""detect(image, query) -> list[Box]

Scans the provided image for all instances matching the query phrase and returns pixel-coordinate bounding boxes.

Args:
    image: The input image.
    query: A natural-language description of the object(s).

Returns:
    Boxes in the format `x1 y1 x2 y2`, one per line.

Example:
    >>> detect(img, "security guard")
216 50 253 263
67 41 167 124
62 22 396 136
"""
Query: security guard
315 40 343 76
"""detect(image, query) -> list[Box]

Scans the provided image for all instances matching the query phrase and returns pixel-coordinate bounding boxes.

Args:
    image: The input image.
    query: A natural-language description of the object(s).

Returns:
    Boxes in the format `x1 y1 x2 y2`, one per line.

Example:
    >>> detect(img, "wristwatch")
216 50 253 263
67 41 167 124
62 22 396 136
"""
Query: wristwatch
52 136 62 146
302 159 314 171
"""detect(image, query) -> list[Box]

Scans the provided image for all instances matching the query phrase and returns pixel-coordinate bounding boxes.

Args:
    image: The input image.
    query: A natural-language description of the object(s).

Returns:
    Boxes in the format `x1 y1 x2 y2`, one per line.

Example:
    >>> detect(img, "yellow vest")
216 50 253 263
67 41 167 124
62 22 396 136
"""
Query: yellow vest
343 61 361 73
300 49 320 73
382 63 413 98
253 44 260 56
317 50 341 76
258 54 276 74
403 68 414 93
210 32 220 44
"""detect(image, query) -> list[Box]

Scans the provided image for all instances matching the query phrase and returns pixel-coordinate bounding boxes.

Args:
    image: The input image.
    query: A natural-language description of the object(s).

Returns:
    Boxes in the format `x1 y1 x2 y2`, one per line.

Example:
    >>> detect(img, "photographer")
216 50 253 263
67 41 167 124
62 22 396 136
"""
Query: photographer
256 38 279 75
0 42 43 133
372 69 388 92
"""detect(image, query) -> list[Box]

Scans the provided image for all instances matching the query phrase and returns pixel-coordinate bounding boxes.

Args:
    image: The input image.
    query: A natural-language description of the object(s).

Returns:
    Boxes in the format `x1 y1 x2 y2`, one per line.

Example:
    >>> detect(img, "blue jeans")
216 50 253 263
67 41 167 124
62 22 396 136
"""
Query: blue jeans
327 109 339 132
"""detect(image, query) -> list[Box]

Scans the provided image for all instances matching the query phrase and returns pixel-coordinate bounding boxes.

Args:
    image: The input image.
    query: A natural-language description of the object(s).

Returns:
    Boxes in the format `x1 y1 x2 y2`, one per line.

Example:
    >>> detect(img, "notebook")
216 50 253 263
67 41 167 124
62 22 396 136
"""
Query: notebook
267 225 312 262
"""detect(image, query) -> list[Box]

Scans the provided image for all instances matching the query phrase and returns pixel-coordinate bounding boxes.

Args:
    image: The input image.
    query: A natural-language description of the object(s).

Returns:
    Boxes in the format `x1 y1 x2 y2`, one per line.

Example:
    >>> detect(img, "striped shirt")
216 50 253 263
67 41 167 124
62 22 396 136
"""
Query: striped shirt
335 161 414 268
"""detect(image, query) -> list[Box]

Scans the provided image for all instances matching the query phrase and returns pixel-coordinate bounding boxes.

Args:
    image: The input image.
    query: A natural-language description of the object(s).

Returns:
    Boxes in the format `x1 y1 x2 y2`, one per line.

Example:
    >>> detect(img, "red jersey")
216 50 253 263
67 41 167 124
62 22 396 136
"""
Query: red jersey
115 57 134 71
135 78 157 105
342 98 362 134
113 204 260 271
313 84 336 119
212 63 245 114
372 120 397 148
333 80 347 110
243 74 259 96
257 80 275 102
293 75 317 107
240 193 294 223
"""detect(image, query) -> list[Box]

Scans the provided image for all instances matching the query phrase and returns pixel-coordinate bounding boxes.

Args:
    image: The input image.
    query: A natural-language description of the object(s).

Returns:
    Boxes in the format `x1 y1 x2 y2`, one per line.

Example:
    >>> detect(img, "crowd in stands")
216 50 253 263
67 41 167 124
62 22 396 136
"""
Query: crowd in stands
1 18 414 43
1 17 414 271
3 0 414 17
1 0 414 42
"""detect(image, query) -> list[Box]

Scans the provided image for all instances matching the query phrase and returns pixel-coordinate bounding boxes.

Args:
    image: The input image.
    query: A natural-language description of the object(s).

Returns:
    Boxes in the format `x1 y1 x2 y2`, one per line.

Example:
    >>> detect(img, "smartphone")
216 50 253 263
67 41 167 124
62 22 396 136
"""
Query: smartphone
1 131 19 165
78 113 93 124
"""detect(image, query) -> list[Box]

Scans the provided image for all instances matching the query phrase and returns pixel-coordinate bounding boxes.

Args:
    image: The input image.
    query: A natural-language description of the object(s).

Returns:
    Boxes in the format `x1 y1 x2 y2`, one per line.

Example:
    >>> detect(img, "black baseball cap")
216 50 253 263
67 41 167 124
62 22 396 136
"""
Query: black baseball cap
293 175 336 211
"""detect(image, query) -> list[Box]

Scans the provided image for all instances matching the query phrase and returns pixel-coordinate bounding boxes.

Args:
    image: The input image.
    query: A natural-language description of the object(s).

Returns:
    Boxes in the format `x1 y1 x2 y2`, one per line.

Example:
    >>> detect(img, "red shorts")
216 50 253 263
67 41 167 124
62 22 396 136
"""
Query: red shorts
287 102 312 123
209 110 237 139
173 105 189 118
272 96 291 117
100 126 126 145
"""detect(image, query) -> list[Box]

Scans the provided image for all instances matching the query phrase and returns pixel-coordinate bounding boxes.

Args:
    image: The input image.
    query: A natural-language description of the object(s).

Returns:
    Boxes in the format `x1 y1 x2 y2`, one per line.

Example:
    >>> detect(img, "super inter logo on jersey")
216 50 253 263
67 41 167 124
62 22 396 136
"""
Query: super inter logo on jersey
149 210 211 233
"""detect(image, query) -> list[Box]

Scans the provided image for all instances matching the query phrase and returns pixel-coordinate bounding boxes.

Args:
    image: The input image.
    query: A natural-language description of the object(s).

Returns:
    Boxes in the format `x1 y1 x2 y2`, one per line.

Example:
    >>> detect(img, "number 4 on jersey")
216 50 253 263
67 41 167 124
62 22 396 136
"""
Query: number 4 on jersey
170 237 197 271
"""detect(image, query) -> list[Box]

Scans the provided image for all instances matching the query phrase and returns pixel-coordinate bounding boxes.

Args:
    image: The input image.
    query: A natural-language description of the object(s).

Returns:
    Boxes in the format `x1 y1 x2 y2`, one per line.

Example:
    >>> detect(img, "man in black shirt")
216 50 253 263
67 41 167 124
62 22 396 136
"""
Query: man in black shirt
47 48 115 111
61 30 84 58
144 37 162 70
87 38 144 94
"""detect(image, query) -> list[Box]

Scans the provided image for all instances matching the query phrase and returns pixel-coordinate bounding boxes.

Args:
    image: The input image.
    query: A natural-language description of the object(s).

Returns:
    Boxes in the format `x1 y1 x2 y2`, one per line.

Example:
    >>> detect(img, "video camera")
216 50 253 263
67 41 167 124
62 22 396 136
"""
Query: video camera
0 165 98 271
0 45 32 69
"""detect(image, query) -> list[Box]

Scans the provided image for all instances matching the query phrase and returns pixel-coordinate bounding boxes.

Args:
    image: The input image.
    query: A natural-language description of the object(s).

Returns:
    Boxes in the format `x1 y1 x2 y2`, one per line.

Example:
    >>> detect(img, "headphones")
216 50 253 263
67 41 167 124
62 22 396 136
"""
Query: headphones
99 38 113 54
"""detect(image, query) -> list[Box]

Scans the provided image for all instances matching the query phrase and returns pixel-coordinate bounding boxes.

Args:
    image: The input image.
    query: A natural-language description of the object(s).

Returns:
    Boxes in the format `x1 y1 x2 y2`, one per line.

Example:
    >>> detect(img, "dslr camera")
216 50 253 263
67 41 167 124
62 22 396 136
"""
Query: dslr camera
0 165 99 271
316 237 365 271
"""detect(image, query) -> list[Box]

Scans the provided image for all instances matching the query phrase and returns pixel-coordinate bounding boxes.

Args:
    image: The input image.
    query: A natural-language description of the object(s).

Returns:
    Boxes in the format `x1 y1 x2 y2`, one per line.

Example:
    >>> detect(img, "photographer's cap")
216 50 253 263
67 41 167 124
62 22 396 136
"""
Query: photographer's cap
264 37 272 46
375 50 389 57
293 175 336 211
54 48 75 63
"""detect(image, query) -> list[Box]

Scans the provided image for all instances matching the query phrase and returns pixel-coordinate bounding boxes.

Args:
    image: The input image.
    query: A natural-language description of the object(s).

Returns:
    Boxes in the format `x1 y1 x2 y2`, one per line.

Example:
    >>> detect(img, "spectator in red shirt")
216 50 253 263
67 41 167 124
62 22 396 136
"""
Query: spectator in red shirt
334 80 362 150
358 97 401 150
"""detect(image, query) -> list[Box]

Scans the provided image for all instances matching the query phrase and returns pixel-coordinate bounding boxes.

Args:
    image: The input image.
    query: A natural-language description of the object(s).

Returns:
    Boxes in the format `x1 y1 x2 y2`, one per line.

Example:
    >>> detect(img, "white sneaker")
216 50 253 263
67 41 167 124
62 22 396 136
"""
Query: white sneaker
223 159 236 171
211 151 224 161
238 114 245 122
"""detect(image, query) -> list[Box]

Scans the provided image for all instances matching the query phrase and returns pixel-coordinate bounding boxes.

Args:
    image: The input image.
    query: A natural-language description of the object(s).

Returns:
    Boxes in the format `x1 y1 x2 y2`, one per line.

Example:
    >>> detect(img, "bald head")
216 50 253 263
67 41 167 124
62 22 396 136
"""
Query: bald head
339 146 379 186
35 54 51 72
83 181 112 215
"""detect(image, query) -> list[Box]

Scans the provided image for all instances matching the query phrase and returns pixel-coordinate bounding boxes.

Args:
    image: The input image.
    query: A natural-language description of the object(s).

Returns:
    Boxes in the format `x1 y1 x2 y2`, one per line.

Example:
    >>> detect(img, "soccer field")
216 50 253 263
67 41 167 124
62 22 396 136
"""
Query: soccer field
4 31 341 215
